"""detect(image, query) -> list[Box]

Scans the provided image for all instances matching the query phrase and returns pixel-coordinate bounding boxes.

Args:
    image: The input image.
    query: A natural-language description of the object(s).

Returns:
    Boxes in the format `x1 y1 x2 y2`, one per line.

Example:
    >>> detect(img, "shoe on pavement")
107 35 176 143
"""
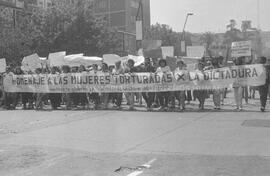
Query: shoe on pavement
129 107 136 111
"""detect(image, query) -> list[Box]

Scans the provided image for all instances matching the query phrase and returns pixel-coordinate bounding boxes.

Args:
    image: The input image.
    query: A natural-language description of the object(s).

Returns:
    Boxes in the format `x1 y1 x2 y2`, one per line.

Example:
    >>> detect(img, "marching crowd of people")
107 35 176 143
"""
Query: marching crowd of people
0 55 269 112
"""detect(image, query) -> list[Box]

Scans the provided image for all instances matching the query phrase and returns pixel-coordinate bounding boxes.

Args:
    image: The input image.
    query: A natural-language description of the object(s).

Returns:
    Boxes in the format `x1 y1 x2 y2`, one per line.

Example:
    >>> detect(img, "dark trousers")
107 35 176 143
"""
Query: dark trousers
79 93 88 106
187 91 192 101
89 93 100 108
259 85 269 108
157 92 169 107
243 86 249 103
114 93 122 107
142 92 155 108
49 93 62 109
22 93 34 109
4 92 19 109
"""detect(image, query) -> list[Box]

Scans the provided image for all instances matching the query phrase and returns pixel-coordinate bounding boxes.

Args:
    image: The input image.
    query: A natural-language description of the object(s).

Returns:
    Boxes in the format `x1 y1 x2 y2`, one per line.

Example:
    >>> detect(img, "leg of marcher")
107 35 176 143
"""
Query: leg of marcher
180 91 186 110
259 85 268 112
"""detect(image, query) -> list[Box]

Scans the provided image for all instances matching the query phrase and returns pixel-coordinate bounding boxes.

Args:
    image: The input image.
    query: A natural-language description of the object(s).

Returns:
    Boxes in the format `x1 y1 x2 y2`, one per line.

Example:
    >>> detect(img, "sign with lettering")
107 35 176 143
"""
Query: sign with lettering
231 41 252 57
3 64 266 93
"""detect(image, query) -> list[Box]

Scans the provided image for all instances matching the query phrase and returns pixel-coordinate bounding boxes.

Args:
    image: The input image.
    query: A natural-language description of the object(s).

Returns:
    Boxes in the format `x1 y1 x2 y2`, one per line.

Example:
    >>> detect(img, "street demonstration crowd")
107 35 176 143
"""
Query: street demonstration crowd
0 55 269 112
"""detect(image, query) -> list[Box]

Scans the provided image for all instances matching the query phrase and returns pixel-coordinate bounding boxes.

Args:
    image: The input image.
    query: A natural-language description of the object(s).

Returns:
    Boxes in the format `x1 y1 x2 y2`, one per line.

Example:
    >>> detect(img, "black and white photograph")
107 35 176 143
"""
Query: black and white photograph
0 0 270 175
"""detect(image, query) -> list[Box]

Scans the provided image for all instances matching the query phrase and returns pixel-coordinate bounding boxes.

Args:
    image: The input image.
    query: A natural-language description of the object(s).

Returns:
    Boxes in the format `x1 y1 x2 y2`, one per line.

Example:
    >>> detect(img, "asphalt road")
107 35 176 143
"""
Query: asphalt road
0 96 270 176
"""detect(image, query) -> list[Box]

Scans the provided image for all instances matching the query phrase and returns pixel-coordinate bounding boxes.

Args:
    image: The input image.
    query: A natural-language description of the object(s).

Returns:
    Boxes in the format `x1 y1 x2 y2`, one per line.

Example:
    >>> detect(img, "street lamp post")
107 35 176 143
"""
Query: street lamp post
181 13 194 56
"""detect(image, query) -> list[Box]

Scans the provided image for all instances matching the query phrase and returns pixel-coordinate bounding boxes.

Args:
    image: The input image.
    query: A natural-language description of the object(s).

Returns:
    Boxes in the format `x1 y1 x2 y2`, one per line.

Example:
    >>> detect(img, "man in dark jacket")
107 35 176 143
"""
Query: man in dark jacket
141 58 156 111
259 57 270 112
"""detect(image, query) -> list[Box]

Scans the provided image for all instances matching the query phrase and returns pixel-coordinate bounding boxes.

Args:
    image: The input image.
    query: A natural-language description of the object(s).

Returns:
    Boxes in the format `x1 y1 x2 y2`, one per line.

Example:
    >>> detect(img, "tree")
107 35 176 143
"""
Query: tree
224 19 242 45
200 32 217 57
53 14 121 56
0 0 121 64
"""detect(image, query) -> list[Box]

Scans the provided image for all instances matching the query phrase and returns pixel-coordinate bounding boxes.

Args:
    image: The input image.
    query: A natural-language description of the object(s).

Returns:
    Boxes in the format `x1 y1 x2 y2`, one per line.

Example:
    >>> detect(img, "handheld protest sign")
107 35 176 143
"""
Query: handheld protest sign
22 53 42 72
103 54 121 66
231 41 252 58
0 58 6 73
48 51 66 67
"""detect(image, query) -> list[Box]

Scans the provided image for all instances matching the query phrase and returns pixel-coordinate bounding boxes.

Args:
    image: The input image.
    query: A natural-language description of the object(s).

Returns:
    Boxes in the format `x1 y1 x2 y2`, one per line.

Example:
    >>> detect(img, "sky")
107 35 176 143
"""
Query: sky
150 0 270 33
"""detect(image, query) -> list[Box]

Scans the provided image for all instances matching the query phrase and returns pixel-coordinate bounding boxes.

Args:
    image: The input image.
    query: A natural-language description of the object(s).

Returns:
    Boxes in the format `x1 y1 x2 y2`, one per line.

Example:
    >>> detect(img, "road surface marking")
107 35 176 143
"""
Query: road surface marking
140 158 157 169
127 171 143 176
126 158 157 176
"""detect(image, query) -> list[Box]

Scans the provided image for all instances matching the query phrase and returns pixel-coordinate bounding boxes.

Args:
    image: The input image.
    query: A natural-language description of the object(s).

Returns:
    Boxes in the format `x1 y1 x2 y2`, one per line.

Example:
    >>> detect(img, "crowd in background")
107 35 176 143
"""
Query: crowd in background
0 55 269 112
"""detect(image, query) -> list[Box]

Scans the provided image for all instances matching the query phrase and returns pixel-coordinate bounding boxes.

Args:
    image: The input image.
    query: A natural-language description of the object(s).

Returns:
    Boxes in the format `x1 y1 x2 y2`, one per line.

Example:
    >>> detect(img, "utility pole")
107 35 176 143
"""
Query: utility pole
136 0 143 53
180 13 193 56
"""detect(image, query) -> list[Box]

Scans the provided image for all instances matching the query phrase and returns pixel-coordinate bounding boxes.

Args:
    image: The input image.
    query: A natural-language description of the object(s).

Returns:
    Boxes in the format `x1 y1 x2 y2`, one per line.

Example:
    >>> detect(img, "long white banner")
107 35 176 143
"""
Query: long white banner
3 64 266 93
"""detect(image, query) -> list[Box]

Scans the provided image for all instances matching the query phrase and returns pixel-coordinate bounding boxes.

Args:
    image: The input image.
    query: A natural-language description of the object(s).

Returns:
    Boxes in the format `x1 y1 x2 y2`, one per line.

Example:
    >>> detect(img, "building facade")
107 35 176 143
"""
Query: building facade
93 0 151 55
0 0 151 55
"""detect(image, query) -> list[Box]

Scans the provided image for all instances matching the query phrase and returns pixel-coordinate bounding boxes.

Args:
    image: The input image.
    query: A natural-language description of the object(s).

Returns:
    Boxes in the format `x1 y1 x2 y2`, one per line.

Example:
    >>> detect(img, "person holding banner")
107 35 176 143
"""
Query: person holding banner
21 69 34 110
258 57 270 112
211 57 222 110
88 64 101 110
233 57 245 111
100 63 110 110
124 59 138 111
141 58 156 111
193 61 208 110
3 66 18 110
78 65 89 109
112 61 124 110
62 65 72 110
156 59 171 111
174 60 187 111
49 67 62 110
35 68 45 110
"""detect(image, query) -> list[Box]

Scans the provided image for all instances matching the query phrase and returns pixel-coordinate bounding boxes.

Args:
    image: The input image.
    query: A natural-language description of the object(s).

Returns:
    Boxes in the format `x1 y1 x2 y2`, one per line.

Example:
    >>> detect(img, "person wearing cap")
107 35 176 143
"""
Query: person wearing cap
258 56 270 112
193 61 208 110
141 57 156 111
112 60 124 109
175 60 187 111
156 59 171 111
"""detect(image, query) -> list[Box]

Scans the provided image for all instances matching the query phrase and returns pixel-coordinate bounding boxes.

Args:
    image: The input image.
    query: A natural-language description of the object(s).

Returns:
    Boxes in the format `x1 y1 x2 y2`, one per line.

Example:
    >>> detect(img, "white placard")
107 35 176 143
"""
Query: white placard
231 41 252 57
65 55 102 67
161 46 174 58
103 54 121 66
0 58 6 73
128 55 145 67
49 51 66 67
187 46 205 58
22 53 42 72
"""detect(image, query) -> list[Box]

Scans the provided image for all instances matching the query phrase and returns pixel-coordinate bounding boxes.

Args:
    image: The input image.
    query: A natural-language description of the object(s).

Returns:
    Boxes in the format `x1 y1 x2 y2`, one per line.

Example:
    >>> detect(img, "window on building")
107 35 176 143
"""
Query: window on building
110 11 126 27
94 0 108 13
130 0 139 8
110 0 125 12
